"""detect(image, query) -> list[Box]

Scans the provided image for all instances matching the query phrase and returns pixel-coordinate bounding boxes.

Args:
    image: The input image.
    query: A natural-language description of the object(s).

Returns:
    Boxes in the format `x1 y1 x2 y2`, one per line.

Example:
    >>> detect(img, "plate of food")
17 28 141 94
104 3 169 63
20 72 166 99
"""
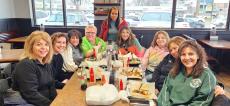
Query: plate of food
119 67 142 79
127 81 156 100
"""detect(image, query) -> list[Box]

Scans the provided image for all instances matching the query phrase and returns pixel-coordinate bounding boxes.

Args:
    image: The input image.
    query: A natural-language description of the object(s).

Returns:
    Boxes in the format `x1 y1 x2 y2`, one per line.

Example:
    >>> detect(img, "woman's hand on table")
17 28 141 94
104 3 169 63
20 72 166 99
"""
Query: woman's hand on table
62 79 69 84
214 85 225 97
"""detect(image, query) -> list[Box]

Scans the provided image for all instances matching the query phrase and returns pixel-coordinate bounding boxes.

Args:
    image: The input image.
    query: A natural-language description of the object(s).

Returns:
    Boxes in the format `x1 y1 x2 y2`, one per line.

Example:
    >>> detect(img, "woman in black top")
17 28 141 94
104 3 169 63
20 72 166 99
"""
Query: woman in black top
13 31 57 106
51 32 73 89
212 85 230 106
151 36 186 93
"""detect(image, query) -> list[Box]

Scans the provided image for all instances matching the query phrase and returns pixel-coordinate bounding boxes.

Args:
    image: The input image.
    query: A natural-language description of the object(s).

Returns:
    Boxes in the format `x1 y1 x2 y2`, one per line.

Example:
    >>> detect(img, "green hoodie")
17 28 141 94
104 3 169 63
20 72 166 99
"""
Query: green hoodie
80 36 106 57
158 67 216 106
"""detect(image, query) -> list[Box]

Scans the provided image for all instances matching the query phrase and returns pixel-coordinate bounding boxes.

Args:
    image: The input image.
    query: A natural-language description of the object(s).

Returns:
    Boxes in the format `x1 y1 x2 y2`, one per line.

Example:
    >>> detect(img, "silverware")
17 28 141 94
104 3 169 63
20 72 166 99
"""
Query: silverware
138 83 143 91
131 67 135 73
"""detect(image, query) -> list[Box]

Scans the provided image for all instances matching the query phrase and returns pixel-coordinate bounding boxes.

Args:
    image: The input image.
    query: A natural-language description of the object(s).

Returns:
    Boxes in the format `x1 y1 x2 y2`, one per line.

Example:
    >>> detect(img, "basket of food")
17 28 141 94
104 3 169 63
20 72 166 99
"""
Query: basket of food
119 67 142 79
127 81 156 100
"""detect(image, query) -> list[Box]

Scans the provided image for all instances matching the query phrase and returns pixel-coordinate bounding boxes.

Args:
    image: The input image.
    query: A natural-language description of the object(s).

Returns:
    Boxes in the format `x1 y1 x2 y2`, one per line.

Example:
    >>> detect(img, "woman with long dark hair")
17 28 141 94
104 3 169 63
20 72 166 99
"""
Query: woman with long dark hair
99 7 128 41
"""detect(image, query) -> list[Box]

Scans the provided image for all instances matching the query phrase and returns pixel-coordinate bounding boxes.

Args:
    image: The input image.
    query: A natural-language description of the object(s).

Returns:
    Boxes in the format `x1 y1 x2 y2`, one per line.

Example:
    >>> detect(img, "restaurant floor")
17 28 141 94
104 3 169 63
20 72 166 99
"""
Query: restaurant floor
215 66 230 98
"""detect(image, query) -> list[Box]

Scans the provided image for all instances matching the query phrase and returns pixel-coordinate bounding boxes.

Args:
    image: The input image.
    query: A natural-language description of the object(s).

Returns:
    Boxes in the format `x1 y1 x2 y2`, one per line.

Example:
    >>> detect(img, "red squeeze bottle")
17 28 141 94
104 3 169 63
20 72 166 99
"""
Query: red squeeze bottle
89 68 95 83
119 79 123 90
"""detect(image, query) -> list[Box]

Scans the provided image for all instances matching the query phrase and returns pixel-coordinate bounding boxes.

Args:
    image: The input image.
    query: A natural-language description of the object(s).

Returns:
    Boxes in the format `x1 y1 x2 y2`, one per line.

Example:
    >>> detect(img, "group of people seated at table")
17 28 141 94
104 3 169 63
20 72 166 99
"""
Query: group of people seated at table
5 7 229 106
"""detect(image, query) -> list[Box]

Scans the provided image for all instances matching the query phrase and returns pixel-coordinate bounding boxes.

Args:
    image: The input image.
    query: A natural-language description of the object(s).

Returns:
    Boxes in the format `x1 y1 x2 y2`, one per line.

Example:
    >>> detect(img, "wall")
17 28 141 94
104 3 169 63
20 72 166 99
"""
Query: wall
13 0 31 18
0 0 32 36
0 0 15 19
0 0 30 19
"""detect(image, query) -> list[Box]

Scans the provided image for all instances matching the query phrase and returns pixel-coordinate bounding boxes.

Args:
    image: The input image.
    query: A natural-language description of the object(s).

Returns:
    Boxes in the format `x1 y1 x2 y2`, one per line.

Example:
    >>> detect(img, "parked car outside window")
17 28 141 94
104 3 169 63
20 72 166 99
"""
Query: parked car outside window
138 11 190 28
35 10 49 25
138 11 171 28
125 15 140 26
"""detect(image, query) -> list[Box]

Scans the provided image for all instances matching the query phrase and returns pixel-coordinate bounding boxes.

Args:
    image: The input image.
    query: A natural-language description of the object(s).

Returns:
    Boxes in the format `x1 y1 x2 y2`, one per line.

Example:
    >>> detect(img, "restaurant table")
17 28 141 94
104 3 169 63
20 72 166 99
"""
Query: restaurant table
7 36 27 49
198 39 230 69
7 36 27 43
198 40 230 50
0 49 23 63
51 72 129 106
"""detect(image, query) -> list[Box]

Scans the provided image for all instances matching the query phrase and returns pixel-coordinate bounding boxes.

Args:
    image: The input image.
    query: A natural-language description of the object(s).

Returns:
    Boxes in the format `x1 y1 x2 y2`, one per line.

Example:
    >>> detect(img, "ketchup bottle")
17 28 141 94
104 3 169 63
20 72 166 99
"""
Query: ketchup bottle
89 67 95 83
119 79 123 90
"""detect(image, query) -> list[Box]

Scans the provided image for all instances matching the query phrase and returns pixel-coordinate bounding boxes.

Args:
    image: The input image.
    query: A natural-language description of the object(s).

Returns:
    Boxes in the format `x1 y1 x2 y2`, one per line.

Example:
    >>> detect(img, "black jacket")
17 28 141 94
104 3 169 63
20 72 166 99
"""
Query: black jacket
211 94 230 106
51 54 73 89
52 54 65 89
13 58 57 106
152 54 175 91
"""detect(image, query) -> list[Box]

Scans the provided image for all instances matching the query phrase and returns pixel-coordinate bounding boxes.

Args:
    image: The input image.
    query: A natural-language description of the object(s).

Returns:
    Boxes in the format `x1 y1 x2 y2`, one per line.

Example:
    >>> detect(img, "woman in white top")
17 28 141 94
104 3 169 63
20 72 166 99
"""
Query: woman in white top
61 29 83 72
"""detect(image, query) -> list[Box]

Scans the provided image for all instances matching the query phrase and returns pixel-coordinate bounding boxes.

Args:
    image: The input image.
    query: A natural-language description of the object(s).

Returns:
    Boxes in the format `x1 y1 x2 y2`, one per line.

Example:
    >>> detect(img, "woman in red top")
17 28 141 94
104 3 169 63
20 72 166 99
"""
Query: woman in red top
99 7 128 41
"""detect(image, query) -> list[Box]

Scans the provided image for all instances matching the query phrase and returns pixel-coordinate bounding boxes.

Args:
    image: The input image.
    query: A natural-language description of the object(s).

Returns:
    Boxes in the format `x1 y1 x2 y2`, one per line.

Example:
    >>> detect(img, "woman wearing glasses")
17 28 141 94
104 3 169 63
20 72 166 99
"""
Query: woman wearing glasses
81 25 106 58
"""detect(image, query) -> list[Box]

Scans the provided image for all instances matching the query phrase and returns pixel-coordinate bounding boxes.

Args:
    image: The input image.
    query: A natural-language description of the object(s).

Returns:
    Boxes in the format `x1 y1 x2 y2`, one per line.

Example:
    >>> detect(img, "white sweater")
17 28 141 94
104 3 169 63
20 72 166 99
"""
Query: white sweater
61 44 78 72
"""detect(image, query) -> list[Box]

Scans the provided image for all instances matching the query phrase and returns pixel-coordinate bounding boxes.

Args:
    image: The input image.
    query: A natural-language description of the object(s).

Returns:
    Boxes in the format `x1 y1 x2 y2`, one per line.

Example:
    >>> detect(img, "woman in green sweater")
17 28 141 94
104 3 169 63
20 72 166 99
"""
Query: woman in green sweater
158 40 216 106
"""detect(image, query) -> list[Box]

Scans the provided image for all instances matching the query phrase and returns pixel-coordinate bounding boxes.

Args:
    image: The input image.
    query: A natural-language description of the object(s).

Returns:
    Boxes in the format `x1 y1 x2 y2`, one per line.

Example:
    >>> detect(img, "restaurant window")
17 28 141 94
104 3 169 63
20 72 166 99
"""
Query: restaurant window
33 0 94 26
175 0 229 29
65 0 94 26
125 0 173 28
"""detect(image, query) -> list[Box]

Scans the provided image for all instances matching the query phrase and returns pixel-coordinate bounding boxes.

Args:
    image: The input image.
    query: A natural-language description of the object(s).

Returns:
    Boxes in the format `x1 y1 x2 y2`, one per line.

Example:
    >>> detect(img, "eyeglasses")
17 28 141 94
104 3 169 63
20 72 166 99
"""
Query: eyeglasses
86 32 95 34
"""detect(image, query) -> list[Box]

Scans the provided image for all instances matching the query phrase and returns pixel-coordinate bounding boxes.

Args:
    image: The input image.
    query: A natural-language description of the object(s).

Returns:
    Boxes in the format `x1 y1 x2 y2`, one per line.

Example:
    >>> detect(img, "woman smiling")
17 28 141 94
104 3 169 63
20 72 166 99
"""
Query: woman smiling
158 40 216 106
13 31 56 106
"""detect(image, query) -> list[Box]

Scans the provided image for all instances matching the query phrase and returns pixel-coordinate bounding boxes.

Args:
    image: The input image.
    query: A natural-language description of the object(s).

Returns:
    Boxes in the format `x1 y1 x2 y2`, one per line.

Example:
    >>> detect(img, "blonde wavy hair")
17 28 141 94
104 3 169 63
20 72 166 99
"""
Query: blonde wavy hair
20 31 53 64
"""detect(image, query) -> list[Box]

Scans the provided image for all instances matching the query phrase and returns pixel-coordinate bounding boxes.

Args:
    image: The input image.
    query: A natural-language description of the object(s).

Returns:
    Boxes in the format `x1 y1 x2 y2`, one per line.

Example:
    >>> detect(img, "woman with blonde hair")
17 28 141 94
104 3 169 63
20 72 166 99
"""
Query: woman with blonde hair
142 30 170 81
13 31 57 106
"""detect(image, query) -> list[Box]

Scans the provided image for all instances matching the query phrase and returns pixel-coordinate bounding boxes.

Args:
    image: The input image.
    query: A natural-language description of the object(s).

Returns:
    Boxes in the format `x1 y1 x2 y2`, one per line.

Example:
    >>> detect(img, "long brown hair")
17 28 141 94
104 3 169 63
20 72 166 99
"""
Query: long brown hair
108 7 120 29
151 30 170 47
117 26 135 48
170 40 208 78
